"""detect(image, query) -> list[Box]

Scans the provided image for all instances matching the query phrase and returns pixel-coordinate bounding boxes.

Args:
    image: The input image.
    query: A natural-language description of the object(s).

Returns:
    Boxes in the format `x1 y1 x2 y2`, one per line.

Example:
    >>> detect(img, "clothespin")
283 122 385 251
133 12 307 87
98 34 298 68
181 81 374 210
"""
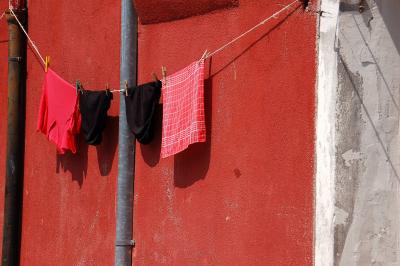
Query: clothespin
200 50 208 61
45 56 50 72
105 83 110 96
160 67 167 105
152 72 159 82
161 66 167 89
161 66 167 80
76 80 83 95
125 80 128 96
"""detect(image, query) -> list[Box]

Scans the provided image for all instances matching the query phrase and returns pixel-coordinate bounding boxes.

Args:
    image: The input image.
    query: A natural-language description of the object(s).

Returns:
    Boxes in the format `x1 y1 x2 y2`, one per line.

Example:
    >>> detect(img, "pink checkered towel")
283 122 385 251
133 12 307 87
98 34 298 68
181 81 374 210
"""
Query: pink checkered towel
161 60 206 158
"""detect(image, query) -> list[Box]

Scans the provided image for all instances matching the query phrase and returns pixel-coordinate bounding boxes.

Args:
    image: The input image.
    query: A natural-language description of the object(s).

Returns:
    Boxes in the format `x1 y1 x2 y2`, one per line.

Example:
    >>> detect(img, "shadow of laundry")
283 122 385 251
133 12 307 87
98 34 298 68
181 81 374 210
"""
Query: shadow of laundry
96 116 119 176
56 135 88 188
140 104 163 167
173 77 213 188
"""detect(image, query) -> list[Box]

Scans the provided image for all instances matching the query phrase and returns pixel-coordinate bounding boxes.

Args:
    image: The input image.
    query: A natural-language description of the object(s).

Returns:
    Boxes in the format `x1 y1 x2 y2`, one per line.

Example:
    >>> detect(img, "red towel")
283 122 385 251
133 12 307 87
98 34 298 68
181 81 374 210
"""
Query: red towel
161 60 206 158
37 69 81 154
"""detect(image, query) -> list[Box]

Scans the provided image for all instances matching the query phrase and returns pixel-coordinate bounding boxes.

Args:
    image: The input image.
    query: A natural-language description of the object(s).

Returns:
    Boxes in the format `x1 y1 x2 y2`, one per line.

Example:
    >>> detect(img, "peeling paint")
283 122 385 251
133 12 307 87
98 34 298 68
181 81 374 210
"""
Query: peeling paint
341 149 363 167
334 207 349 226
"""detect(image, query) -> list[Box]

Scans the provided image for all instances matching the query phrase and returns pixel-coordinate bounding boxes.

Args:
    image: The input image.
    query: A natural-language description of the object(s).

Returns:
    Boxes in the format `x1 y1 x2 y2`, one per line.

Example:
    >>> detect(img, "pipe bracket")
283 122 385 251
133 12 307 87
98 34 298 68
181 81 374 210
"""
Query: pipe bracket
115 239 135 247
8 56 23 62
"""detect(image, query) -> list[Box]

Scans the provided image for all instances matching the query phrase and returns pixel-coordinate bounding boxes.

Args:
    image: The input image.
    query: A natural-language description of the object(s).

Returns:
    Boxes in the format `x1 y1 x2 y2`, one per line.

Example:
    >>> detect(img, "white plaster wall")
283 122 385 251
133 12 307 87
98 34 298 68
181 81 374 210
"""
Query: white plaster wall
315 0 339 265
335 0 400 265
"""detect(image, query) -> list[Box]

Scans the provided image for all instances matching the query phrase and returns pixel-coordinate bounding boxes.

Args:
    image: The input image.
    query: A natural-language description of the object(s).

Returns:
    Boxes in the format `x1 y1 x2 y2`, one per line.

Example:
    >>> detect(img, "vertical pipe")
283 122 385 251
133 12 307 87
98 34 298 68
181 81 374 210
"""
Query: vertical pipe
115 0 137 265
2 7 27 266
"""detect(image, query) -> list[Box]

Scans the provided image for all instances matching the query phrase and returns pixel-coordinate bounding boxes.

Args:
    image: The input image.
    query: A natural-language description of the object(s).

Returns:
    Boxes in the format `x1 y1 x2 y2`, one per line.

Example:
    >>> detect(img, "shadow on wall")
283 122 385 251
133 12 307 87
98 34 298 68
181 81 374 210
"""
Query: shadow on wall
56 116 119 187
140 77 213 187
96 116 119 176
338 54 400 182
375 0 400 54
56 137 88 187
210 5 300 78
173 76 213 188
134 0 239 24
339 1 399 113
140 105 162 167
341 0 400 55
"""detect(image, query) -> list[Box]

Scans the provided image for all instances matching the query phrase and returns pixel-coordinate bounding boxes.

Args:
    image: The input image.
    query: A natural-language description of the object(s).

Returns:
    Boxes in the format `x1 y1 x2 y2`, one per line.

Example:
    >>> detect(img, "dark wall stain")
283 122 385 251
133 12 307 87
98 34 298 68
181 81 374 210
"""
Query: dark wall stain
134 0 239 24
233 168 241 178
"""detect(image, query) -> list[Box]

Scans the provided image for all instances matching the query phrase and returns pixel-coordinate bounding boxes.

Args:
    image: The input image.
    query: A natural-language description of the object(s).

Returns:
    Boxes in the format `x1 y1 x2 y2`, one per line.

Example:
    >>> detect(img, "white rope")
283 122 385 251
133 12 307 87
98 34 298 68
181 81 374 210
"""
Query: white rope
9 8 46 65
4 1 300 91
0 11 5 21
205 0 300 59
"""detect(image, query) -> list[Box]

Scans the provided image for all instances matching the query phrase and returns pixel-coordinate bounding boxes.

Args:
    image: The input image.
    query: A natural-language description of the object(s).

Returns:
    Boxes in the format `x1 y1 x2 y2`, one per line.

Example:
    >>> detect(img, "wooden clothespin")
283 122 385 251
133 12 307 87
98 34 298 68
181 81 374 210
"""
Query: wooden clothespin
152 72 159 82
161 66 167 82
161 66 167 91
125 80 129 96
105 83 110 96
160 67 167 105
45 56 50 72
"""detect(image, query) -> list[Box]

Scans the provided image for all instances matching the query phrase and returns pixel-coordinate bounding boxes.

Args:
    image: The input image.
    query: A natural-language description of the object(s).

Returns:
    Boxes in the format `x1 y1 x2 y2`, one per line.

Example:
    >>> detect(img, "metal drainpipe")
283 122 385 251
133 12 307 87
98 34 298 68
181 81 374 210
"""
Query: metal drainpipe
115 0 137 265
2 6 27 266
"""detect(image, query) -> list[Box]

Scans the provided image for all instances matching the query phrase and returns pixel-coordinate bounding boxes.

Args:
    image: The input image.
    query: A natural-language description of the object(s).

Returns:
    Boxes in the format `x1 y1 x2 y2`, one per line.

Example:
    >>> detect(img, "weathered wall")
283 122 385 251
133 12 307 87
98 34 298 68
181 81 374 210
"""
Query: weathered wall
335 0 400 264
0 0 10 256
8 1 121 265
134 0 317 265
314 0 339 265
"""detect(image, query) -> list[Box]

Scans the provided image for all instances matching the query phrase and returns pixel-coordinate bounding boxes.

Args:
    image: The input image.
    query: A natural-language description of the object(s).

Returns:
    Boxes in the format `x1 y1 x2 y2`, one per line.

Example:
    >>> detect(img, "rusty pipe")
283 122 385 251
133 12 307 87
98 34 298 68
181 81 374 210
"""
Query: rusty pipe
1 8 27 266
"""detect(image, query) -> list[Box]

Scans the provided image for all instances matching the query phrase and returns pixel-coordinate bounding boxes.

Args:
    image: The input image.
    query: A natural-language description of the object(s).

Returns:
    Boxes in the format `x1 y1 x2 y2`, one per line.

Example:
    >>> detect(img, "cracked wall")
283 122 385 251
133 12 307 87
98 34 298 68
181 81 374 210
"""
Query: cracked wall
335 0 400 265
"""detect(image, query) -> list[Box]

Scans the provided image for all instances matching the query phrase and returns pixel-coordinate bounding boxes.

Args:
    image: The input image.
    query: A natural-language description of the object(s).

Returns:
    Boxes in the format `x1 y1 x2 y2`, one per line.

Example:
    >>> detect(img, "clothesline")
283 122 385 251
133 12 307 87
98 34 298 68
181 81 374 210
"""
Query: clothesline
204 0 300 59
8 8 46 65
2 0 300 91
103 0 300 92
26 1 299 157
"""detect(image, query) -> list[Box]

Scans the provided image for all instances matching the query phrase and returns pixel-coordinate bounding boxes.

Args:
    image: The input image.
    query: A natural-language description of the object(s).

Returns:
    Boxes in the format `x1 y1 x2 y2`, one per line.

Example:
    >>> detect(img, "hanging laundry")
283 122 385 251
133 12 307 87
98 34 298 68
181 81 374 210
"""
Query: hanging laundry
78 85 113 145
161 60 206 158
37 69 81 154
125 80 162 144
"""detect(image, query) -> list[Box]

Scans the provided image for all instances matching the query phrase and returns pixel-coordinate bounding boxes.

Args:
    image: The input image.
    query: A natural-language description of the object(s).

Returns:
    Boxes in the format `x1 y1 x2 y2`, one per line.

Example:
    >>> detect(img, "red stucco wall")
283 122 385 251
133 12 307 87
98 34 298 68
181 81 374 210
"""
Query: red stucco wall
0 0 316 264
134 0 316 265
16 1 120 265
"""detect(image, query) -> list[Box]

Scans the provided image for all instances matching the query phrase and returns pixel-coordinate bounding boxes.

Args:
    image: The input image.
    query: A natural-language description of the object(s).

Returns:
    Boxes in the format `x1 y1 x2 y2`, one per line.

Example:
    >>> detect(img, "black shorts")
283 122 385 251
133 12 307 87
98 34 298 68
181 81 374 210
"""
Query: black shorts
125 80 162 144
